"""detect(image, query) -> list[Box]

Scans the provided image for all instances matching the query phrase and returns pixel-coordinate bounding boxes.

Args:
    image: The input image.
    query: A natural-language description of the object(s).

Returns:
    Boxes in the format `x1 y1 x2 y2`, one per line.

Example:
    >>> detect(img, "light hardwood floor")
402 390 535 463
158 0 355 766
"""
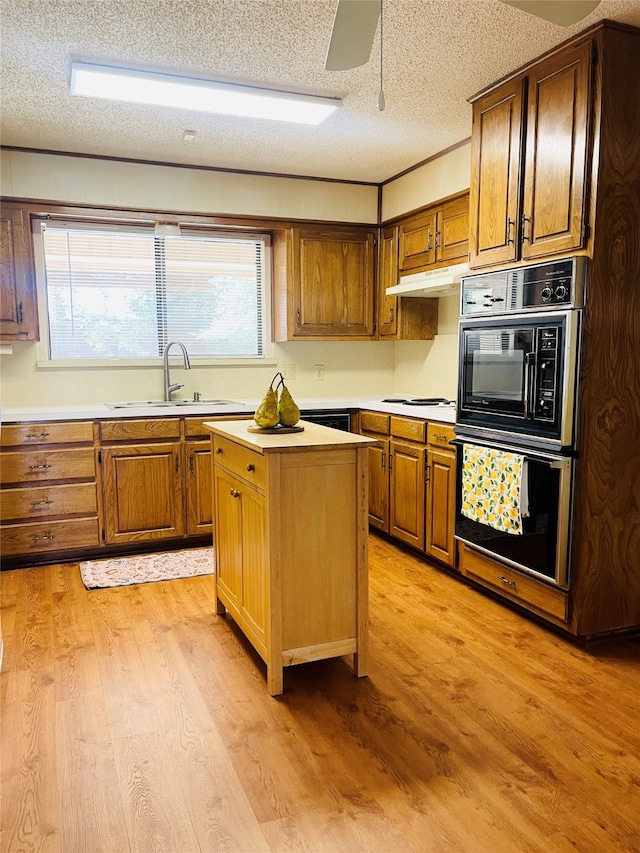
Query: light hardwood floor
1 535 639 853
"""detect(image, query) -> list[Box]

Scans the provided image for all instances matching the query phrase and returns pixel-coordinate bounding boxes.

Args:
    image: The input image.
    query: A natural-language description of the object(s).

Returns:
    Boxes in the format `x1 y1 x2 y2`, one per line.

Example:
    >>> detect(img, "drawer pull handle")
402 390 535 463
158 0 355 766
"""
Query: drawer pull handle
28 464 51 470
215 447 223 454
497 575 516 589
26 432 50 439
30 499 54 507
433 433 448 441
33 534 55 542
246 463 255 472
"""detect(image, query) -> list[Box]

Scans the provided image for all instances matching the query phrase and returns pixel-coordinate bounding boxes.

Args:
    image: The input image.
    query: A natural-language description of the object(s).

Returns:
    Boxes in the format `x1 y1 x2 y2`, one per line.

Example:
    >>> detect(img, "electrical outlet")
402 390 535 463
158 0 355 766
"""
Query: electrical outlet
281 364 295 380
314 364 324 381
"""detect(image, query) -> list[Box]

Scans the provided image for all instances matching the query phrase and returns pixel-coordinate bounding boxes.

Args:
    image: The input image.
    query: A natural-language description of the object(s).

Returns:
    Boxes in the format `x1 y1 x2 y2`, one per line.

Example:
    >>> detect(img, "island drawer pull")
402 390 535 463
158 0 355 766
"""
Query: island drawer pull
33 534 56 542
246 463 255 472
26 432 51 439
30 499 54 507
28 463 51 470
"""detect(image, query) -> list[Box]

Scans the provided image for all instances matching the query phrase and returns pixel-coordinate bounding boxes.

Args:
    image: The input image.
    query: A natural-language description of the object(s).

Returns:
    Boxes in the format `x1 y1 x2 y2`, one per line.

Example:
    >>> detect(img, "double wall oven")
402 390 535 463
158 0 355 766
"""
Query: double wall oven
454 257 586 588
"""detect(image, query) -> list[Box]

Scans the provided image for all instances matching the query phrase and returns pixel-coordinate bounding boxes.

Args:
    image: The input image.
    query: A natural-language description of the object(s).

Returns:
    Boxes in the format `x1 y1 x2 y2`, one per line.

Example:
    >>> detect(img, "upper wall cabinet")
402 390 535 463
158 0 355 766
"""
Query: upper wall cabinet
272 225 376 341
0 206 39 340
469 40 593 268
377 225 438 341
399 194 469 273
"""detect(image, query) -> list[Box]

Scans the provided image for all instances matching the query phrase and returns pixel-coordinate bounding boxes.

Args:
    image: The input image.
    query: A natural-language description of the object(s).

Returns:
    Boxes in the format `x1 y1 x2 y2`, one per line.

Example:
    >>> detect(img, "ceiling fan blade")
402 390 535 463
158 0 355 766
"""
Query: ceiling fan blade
501 0 601 27
325 0 381 71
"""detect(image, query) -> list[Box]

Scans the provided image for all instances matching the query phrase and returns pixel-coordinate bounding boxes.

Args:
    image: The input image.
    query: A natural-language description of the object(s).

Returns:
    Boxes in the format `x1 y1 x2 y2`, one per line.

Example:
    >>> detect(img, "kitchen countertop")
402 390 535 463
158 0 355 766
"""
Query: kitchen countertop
0 396 456 425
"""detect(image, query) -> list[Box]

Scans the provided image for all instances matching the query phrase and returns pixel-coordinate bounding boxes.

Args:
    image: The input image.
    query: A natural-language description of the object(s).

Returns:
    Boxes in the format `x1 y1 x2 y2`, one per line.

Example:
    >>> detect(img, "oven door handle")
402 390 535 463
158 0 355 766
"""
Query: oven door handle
450 437 572 468
523 351 536 420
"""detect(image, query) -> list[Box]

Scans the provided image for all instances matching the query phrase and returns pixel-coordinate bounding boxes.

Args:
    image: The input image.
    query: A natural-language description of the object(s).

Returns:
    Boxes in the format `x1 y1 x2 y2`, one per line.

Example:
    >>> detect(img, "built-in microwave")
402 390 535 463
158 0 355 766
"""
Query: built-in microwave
457 310 581 447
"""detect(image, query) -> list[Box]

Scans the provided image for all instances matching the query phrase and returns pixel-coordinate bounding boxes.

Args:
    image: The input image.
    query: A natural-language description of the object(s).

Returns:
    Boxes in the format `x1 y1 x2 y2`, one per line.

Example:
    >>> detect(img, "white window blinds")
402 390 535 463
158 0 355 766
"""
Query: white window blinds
41 222 266 359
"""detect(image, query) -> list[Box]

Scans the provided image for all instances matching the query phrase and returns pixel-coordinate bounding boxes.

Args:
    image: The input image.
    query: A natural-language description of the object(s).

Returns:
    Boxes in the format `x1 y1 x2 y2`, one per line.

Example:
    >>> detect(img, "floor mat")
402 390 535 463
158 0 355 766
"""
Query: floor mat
79 548 213 589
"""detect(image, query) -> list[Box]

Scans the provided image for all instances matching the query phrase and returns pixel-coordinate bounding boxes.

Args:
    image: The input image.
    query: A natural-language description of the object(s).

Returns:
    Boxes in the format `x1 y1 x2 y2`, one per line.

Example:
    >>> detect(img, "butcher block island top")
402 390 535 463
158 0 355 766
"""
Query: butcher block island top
204 419 375 695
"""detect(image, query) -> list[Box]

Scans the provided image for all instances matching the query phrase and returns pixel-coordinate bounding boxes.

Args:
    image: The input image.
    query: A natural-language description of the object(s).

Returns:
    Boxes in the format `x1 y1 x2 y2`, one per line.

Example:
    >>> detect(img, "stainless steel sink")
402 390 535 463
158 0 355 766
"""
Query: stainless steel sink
105 399 239 409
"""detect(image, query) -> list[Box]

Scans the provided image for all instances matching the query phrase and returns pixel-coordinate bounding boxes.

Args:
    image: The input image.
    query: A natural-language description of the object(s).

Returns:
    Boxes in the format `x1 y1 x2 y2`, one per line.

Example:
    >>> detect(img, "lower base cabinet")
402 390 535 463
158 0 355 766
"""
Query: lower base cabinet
207 420 373 695
425 424 456 566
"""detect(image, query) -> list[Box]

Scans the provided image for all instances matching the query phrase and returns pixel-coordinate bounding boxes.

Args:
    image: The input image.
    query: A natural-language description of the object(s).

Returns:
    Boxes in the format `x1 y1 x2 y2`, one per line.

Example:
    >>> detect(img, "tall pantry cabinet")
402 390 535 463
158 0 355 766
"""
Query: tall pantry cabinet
467 21 640 638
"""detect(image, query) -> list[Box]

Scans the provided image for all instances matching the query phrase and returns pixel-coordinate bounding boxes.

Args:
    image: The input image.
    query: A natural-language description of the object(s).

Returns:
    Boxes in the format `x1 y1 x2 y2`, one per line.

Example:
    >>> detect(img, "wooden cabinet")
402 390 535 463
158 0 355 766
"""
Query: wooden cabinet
458 543 568 626
469 40 593 268
272 225 376 340
0 206 39 340
377 225 438 341
359 411 456 560
398 194 469 273
208 419 373 695
99 419 184 545
425 424 456 568
0 420 99 561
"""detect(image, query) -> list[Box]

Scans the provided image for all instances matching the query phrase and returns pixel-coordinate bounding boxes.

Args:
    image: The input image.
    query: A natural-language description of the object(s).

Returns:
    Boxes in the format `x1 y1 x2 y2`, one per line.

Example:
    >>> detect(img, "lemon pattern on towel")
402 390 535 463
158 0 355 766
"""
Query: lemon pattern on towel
461 444 525 535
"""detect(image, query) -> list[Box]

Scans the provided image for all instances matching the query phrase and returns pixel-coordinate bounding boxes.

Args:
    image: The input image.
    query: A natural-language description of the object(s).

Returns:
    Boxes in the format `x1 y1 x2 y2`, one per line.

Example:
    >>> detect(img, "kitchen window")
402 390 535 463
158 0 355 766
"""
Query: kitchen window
37 220 269 361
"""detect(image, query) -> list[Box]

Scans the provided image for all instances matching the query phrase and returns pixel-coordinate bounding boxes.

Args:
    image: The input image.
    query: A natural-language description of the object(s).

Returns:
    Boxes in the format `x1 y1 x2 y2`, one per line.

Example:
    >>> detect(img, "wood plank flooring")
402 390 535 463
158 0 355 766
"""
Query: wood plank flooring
1 534 639 852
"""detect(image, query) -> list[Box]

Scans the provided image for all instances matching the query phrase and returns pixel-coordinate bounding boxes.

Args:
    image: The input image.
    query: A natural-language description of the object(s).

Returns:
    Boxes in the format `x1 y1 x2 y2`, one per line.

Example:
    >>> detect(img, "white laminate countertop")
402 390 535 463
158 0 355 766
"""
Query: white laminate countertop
0 396 456 425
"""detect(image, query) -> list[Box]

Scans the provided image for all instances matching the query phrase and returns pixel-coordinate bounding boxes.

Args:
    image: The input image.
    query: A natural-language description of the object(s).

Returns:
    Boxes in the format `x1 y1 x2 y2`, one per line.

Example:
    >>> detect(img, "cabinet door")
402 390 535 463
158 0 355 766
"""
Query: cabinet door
377 225 399 337
186 441 212 535
469 78 525 268
101 443 184 543
436 195 469 264
399 210 436 272
366 437 390 532
213 466 268 651
292 227 375 338
521 41 592 259
0 208 39 340
389 441 425 550
425 447 456 567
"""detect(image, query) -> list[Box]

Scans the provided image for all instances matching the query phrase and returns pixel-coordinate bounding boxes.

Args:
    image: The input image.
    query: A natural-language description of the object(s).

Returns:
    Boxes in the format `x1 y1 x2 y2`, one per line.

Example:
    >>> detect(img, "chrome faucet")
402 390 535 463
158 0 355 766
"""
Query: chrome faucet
163 340 191 401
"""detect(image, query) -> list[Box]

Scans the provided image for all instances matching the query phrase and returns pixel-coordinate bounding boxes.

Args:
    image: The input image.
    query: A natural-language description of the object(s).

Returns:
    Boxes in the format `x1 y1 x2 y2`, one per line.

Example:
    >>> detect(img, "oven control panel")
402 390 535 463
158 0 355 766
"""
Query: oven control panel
461 257 586 316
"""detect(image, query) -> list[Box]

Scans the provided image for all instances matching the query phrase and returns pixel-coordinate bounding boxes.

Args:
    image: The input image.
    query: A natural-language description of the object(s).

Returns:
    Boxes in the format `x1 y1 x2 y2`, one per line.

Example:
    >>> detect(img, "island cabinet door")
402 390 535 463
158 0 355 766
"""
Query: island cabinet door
213 466 268 655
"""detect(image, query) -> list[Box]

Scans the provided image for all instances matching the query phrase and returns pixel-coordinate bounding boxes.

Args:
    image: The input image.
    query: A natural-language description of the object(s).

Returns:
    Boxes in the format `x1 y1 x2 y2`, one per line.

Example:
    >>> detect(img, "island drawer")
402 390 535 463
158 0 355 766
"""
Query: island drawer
1 421 94 447
1 483 98 522
1 517 101 557
1 448 96 485
212 435 267 490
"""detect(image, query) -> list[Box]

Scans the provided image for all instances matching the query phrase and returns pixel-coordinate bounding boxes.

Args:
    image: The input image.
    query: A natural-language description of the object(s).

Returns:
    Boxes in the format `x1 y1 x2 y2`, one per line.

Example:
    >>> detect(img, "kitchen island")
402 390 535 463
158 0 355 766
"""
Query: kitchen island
205 418 375 695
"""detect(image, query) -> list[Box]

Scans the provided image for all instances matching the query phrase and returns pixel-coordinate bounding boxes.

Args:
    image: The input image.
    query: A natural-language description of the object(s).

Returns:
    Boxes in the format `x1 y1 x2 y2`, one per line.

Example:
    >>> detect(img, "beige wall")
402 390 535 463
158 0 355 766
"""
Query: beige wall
1 146 470 407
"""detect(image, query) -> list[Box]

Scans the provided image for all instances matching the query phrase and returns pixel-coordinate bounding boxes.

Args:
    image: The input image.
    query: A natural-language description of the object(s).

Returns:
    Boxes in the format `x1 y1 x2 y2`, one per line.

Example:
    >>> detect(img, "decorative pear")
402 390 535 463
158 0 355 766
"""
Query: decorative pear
278 382 300 427
254 382 279 428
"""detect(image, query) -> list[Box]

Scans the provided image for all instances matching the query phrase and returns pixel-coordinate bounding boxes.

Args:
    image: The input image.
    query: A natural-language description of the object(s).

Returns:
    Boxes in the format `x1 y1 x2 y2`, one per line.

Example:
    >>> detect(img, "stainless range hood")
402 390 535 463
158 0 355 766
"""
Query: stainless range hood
386 261 469 298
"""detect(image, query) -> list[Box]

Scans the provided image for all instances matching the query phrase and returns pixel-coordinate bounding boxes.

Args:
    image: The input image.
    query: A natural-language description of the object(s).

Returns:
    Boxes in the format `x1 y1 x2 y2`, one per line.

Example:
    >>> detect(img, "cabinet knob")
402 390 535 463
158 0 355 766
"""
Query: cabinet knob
215 447 223 454
230 488 240 498
246 463 255 472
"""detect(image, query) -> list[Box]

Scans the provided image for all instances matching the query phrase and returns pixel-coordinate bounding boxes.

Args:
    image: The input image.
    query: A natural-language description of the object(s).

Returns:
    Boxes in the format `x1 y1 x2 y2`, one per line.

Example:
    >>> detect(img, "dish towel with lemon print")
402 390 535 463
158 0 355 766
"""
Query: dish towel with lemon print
461 444 528 535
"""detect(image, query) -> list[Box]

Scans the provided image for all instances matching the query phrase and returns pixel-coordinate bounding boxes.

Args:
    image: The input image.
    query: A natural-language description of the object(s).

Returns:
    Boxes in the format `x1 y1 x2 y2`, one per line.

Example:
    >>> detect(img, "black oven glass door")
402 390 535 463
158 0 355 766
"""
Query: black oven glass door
454 442 572 586
458 313 570 442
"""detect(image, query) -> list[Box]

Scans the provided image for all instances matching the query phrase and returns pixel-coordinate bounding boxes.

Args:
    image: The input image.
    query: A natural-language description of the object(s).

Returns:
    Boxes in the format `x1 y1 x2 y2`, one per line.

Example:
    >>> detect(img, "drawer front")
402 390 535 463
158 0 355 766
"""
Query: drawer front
1 448 96 485
185 415 250 438
1 517 100 557
1 483 97 522
99 419 181 441
213 436 267 490
427 422 455 449
391 416 426 444
1 421 94 447
359 411 390 435
459 544 568 623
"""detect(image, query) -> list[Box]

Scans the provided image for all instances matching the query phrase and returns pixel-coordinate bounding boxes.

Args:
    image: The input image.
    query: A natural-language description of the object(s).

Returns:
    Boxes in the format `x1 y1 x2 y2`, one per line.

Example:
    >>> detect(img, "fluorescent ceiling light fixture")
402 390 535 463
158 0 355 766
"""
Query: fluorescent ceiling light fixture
70 61 341 125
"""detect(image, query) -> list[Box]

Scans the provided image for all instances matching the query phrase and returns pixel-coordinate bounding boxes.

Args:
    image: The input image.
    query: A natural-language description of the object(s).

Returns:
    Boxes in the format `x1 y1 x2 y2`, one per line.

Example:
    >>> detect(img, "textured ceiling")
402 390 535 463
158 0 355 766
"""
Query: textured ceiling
2 0 640 184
